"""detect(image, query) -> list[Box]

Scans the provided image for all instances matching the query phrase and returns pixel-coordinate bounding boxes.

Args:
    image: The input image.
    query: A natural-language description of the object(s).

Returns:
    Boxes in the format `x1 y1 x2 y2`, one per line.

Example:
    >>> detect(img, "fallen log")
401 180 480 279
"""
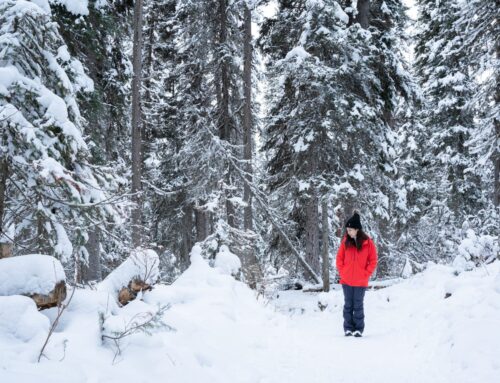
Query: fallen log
30 280 67 310
0 254 67 310
98 248 159 306
118 278 153 306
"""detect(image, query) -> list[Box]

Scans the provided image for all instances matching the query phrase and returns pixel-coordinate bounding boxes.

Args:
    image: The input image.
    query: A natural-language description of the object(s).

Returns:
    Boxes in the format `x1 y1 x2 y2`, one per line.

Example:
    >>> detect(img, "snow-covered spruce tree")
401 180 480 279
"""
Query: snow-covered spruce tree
391 104 438 274
413 0 486 262
344 0 417 276
140 0 187 276
454 0 499 229
144 0 262 284
140 0 219 267
50 0 133 280
258 0 414 279
0 0 118 276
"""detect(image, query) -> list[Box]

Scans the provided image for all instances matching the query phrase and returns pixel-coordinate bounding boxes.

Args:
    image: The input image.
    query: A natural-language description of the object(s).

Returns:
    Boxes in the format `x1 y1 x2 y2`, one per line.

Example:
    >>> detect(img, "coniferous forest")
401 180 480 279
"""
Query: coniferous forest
1 0 497 283
0 1 499 381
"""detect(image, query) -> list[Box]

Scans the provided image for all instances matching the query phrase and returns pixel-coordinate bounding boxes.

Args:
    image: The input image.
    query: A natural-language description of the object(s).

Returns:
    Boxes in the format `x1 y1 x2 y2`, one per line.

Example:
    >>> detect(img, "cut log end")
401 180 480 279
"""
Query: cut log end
30 280 67 310
0 243 13 259
118 278 153 306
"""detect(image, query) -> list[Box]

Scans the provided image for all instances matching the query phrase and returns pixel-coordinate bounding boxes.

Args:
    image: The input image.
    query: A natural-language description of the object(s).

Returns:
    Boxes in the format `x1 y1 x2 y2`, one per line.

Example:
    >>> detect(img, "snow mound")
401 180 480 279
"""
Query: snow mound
0 255 66 296
214 245 241 276
98 249 159 296
0 295 49 342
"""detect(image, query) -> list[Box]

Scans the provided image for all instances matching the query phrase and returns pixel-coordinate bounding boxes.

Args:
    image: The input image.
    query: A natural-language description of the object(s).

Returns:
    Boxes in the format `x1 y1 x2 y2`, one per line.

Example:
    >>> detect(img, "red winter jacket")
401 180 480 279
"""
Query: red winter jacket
336 236 378 287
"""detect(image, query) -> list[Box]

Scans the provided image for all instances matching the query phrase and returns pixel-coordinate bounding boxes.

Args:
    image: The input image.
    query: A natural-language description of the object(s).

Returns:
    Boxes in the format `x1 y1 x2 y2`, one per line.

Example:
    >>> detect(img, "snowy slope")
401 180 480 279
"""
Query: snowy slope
1 255 499 383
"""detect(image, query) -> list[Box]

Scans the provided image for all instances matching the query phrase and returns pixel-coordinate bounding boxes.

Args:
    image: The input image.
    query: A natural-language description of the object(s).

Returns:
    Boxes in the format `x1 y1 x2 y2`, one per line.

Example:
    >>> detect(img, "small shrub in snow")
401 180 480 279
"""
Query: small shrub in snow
453 229 499 271
100 302 174 362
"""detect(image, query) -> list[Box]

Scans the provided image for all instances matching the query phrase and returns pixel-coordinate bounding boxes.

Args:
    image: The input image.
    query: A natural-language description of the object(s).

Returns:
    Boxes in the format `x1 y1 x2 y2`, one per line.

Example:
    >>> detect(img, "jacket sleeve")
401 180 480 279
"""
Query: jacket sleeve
336 240 346 275
365 239 378 276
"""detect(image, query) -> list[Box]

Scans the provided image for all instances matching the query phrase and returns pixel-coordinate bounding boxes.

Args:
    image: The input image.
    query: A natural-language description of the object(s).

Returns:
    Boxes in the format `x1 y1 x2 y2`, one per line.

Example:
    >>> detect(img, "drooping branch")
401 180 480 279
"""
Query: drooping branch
208 131 321 284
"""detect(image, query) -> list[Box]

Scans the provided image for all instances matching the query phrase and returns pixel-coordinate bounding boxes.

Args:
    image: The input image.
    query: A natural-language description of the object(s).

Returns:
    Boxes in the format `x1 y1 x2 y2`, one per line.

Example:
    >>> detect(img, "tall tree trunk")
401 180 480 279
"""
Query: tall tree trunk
305 152 320 277
81 228 102 282
0 159 8 235
131 0 144 248
321 198 330 292
356 0 370 29
195 208 209 242
494 119 499 208
494 39 500 208
143 10 156 158
181 203 194 266
243 3 253 232
0 158 12 259
217 0 236 228
305 187 320 277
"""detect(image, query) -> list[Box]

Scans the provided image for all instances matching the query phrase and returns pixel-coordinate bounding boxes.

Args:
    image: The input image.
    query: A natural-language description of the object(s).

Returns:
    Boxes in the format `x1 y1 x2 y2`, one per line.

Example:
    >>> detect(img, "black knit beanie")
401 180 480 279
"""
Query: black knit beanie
345 212 362 230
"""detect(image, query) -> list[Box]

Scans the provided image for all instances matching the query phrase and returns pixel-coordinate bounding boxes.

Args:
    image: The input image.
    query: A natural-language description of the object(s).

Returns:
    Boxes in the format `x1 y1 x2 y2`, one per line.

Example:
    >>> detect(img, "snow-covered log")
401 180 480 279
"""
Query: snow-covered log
98 249 159 306
0 254 67 309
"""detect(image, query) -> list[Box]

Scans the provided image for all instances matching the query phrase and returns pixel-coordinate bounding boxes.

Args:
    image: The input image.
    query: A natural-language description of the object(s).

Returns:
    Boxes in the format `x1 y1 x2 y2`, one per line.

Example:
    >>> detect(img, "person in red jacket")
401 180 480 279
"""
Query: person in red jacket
336 212 377 337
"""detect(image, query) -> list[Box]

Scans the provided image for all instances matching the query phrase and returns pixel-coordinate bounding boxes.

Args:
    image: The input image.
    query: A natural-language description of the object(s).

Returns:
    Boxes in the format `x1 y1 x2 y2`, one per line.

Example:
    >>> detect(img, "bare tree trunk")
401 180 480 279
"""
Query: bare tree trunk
356 0 370 29
181 204 194 266
81 228 102 282
143 10 156 158
243 3 253 232
0 159 12 259
0 159 8 235
217 0 236 228
131 0 144 248
494 120 499 208
305 187 320 277
195 207 209 242
321 198 330 292
494 39 500 208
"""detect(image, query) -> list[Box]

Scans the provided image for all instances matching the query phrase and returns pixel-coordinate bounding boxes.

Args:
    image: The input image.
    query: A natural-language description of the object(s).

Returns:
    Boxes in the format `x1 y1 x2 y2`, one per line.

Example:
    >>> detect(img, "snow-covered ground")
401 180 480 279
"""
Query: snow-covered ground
1 253 499 383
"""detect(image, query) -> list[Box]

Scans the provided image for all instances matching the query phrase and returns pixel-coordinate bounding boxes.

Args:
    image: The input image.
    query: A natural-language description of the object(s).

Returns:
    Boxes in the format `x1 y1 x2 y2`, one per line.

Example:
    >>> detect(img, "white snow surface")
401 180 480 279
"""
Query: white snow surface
0 295 50 342
1 256 499 383
0 254 66 296
49 0 89 15
213 244 241 276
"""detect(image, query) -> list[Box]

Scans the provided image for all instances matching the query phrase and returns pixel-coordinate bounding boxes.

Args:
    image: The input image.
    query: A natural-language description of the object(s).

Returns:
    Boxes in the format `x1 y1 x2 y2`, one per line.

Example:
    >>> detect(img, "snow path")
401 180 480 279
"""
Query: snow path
1 260 499 383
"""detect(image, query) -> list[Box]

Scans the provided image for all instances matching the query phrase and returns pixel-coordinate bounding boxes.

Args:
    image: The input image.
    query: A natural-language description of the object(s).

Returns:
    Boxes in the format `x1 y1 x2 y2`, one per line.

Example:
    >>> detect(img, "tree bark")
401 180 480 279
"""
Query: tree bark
305 151 320 277
321 198 330 292
131 0 144 248
217 0 236 228
81 228 102 282
494 119 499 208
0 158 8 236
181 203 194 266
494 39 500 208
305 186 320 277
243 3 254 232
355 0 370 29
143 9 156 158
195 207 209 242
